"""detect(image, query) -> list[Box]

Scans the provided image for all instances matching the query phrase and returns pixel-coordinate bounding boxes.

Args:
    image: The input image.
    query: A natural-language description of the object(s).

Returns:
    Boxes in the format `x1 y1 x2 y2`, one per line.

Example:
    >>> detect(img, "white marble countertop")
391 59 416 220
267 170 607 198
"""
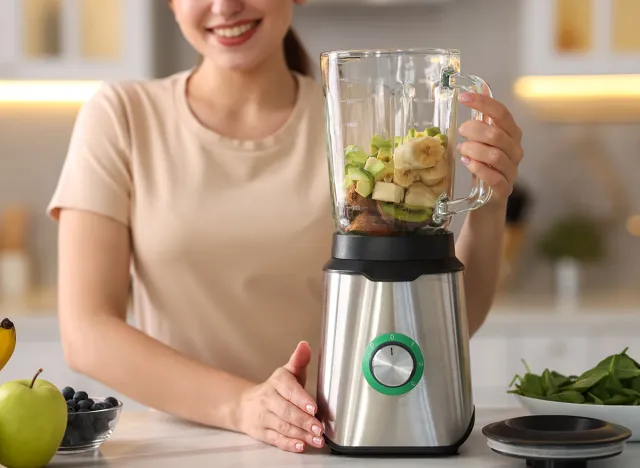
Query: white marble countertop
49 408 640 467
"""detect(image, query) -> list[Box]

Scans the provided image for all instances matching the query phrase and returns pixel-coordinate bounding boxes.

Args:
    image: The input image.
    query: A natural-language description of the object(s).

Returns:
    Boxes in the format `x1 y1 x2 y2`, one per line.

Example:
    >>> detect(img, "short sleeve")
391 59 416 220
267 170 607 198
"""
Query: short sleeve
47 82 132 226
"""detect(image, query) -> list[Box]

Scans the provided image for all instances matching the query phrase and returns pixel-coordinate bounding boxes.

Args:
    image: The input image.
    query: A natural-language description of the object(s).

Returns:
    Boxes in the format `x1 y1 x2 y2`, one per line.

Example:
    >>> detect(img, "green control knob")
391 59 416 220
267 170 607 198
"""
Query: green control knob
362 333 424 396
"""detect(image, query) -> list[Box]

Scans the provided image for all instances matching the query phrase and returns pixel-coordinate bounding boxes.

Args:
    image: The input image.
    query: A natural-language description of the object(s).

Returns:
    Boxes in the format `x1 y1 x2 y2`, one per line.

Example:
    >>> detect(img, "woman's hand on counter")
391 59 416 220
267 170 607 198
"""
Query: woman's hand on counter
237 341 325 453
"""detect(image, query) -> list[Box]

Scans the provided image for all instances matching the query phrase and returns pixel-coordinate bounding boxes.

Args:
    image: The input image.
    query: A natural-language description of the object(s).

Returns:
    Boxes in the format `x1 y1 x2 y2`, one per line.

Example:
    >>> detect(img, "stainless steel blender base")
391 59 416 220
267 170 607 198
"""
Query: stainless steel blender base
316 233 475 455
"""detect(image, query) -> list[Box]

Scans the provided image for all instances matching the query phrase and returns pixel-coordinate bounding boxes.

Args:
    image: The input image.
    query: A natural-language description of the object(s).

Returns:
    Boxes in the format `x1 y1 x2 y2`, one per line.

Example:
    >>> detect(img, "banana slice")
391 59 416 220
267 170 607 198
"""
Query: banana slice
393 168 420 188
404 182 438 209
428 178 449 198
394 135 445 171
417 157 449 186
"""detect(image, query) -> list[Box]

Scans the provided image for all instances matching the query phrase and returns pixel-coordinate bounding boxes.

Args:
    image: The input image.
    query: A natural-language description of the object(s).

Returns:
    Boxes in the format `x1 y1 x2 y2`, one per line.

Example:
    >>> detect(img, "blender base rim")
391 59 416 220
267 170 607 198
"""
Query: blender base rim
323 408 475 457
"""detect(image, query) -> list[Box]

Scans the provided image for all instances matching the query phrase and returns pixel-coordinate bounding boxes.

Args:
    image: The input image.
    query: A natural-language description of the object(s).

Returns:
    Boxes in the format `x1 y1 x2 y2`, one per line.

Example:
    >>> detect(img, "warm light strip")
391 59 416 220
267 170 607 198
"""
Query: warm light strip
514 74 640 100
627 215 640 238
0 81 103 103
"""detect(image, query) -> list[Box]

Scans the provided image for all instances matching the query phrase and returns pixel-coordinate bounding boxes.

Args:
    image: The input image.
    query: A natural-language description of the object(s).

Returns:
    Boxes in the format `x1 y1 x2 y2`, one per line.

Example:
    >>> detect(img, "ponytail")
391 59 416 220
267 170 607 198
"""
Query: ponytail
283 28 312 77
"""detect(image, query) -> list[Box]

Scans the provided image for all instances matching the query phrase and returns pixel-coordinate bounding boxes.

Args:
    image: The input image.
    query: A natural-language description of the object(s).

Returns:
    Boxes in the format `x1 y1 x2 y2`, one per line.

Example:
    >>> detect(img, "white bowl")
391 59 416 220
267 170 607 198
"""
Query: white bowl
516 395 640 442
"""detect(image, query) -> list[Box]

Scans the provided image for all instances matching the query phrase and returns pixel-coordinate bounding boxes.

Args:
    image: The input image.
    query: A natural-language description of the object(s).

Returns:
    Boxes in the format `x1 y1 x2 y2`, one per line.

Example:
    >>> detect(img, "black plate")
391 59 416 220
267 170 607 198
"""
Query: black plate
482 415 632 468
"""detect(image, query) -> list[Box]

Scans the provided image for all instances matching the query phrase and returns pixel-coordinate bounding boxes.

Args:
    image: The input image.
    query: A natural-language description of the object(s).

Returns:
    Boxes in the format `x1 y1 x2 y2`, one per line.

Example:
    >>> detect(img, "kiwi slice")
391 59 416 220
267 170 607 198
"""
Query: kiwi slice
378 202 433 223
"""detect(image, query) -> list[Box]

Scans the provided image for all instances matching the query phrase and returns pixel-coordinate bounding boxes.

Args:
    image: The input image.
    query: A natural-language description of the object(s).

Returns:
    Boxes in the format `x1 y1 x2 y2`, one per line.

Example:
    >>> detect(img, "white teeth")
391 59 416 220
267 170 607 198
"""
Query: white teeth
213 22 256 38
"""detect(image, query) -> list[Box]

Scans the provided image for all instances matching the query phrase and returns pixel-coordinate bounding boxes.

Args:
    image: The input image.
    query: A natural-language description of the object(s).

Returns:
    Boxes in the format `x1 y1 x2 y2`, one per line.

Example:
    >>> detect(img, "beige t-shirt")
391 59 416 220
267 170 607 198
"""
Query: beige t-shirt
48 69 335 394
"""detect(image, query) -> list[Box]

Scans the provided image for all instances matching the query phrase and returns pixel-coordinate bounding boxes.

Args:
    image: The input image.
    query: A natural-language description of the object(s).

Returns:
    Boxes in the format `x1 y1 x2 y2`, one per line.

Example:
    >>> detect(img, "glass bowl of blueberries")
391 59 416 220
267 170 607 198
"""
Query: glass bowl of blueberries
57 386 123 454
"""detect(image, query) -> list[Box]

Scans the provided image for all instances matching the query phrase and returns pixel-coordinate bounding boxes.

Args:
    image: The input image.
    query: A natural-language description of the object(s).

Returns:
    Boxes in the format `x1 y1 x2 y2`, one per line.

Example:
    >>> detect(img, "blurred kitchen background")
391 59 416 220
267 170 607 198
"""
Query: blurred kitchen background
0 0 638 410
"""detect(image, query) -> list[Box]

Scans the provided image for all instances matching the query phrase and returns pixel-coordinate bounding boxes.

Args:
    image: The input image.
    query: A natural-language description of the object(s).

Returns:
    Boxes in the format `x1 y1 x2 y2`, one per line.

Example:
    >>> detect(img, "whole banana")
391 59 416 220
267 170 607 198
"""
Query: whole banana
0 318 16 372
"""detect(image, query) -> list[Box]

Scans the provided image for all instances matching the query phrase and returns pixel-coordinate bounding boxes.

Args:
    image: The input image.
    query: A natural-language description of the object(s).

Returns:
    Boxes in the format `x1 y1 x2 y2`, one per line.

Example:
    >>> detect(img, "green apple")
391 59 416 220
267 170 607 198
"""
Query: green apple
0 368 68 468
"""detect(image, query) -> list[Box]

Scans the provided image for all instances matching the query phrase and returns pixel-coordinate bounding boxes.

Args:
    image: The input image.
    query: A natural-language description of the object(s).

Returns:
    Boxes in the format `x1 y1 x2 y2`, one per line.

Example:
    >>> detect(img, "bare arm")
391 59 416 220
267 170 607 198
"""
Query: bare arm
455 200 507 337
453 91 524 337
57 208 254 431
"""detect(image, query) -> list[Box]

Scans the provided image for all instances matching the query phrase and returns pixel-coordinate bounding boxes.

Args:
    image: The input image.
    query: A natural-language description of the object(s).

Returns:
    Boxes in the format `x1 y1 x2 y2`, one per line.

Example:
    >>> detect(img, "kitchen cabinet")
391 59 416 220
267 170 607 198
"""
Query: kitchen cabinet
520 0 640 76
0 0 156 81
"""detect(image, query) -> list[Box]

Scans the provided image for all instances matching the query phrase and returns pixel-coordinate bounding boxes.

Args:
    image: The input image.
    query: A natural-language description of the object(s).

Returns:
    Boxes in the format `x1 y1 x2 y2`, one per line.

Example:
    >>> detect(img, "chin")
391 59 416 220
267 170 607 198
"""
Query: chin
207 53 266 73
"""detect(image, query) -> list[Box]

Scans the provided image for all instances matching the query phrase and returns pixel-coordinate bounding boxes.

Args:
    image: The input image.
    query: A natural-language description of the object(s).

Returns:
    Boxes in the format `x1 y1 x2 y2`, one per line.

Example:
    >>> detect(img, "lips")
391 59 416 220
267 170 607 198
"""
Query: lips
206 20 261 39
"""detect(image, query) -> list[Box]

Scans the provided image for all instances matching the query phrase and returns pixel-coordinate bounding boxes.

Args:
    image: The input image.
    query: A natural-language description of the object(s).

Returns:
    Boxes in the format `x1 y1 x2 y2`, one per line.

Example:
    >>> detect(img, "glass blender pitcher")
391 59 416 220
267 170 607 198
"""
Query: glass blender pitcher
321 48 493 235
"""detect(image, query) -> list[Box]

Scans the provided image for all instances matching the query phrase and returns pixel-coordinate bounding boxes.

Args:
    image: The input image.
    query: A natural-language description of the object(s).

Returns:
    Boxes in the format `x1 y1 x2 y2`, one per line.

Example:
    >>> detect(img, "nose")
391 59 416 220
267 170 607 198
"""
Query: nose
211 0 243 17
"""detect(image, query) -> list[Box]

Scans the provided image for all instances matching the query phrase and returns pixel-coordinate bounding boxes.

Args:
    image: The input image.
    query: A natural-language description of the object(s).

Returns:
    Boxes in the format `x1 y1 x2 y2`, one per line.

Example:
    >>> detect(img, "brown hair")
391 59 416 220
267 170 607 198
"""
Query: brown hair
283 28 312 76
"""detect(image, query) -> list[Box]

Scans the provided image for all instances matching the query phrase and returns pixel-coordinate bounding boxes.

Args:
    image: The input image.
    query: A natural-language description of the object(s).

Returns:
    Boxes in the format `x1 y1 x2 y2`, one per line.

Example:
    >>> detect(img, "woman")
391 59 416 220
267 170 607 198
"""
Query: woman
48 0 524 455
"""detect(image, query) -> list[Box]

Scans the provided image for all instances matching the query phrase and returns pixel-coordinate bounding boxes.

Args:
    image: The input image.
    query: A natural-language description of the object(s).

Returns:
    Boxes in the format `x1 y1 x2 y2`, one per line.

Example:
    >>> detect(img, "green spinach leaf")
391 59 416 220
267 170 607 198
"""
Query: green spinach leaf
565 368 609 392
506 347 640 406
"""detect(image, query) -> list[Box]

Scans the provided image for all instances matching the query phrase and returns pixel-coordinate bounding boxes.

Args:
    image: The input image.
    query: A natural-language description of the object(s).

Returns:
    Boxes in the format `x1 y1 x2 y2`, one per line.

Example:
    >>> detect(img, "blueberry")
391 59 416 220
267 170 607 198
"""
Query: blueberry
67 405 76 421
93 418 110 433
80 412 94 425
71 413 86 429
77 408 90 413
101 402 114 410
73 391 88 402
80 425 95 441
62 387 75 401
104 397 118 407
66 399 78 410
62 427 82 446
90 403 105 412
78 400 93 410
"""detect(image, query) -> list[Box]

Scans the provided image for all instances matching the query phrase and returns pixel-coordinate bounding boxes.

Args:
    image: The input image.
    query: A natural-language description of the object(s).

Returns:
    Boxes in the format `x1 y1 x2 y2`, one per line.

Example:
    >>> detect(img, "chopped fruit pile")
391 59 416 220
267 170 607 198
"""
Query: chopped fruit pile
60 386 119 447
340 127 450 235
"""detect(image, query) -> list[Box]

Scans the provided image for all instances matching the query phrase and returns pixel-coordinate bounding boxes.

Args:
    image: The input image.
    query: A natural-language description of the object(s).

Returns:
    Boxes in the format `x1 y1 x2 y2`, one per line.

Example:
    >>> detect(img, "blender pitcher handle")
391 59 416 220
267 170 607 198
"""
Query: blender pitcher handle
433 70 494 225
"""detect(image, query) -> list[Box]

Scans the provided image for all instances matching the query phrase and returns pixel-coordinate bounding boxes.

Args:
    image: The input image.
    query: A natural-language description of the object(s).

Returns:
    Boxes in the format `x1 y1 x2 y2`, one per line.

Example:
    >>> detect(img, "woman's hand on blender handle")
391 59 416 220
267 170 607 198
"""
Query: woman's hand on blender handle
457 91 524 203
237 341 325 453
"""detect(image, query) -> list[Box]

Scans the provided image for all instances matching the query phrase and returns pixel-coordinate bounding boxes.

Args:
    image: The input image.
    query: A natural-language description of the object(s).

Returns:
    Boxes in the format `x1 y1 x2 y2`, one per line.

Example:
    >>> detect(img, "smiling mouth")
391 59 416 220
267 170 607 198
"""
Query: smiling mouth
207 20 261 39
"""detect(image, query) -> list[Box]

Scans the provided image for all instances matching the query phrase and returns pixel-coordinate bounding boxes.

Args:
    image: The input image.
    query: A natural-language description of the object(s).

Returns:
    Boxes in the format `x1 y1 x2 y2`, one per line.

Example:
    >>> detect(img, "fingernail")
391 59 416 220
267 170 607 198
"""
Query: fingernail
312 425 322 435
459 92 473 103
306 404 316 414
461 156 471 165
296 442 304 451
313 437 323 446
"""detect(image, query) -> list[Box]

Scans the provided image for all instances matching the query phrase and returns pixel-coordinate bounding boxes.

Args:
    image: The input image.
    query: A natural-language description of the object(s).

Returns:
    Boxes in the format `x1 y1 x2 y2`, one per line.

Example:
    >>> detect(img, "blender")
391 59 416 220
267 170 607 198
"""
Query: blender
316 48 493 455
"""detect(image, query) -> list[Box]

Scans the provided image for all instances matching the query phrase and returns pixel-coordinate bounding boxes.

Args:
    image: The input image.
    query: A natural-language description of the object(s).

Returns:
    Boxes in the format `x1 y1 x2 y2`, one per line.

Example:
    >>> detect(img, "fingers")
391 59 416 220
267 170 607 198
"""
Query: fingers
458 141 517 184
458 120 523 165
284 341 312 378
461 153 512 200
263 411 325 449
271 367 319 420
459 92 522 142
264 429 306 453
268 389 324 438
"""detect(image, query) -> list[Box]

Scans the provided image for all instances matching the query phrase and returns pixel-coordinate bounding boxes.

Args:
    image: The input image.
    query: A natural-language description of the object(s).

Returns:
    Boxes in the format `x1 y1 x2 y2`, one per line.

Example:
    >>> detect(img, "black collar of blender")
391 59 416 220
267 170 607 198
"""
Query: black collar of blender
482 415 632 447
330 231 457 262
